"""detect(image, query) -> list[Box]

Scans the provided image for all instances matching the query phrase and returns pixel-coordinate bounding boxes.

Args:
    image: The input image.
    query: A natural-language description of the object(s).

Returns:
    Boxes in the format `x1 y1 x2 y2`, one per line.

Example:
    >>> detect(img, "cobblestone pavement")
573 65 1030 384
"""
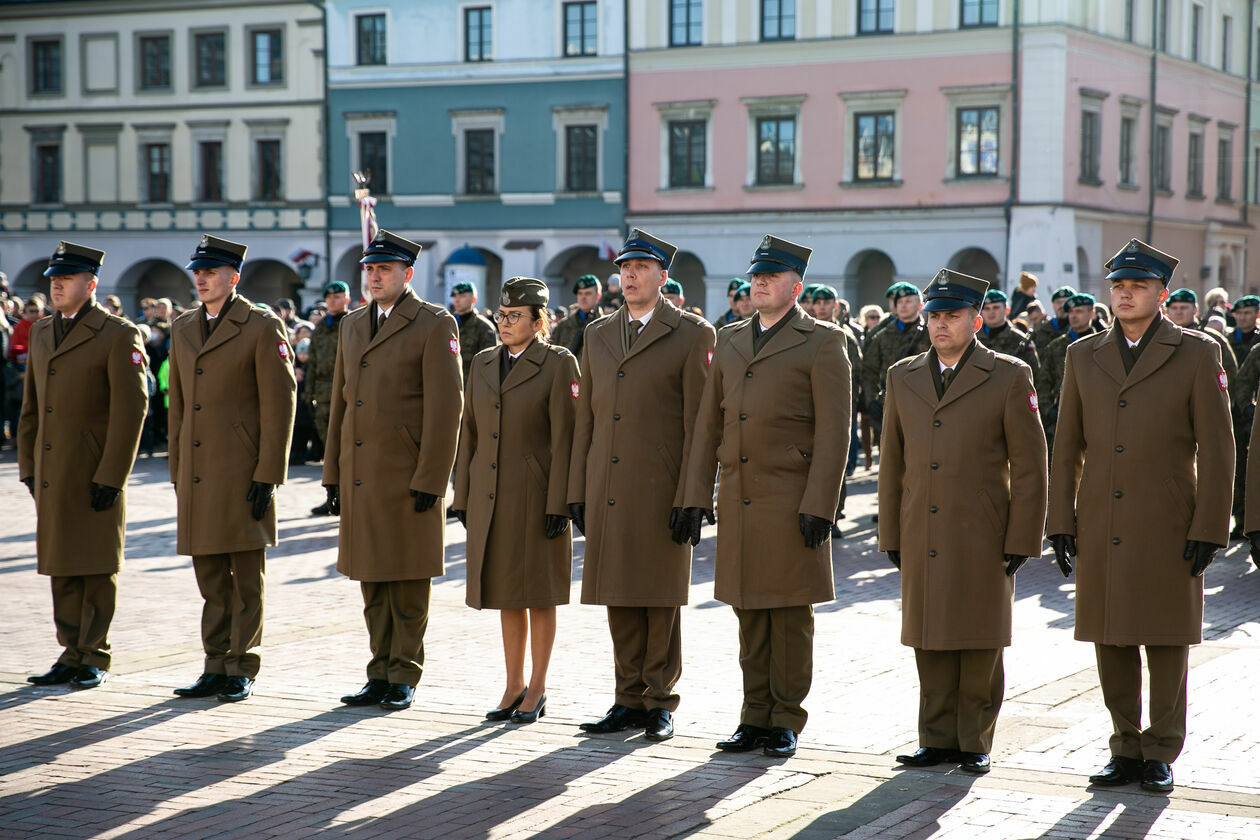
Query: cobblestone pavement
2 450 1260 839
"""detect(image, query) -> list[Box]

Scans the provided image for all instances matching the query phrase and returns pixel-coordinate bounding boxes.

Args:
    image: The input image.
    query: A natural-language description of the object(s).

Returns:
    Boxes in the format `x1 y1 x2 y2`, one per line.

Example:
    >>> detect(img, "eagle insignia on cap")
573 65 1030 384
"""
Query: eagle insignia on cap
760 235 771 249
56 242 66 255
501 291 511 306
1125 241 1139 254
199 235 209 247
935 270 948 286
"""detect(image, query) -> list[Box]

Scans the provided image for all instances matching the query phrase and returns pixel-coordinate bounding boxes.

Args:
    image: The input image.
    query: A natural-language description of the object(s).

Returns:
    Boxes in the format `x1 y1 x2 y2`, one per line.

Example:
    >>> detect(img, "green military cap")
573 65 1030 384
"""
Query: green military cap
186 234 247 271
799 283 820 304
614 228 677 269
748 234 811 277
450 281 476 296
1166 288 1197 305
662 279 683 295
812 284 837 301
1062 292 1096 311
728 278 746 293
499 276 549 308
45 241 105 277
732 283 752 302
984 289 1007 304
323 280 349 296
1104 238 1178 286
361 229 421 266
888 282 920 303
1233 295 1260 311
922 269 988 312
1050 286 1077 301
573 274 601 294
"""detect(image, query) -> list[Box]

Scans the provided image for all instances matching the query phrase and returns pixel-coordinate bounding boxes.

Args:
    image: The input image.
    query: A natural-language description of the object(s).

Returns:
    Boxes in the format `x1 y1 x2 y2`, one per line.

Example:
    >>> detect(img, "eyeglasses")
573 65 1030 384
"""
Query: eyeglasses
494 311 527 325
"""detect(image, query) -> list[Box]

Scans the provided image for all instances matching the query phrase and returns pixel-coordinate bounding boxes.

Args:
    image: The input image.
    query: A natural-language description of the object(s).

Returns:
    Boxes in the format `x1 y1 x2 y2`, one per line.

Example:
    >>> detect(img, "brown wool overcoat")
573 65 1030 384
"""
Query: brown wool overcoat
453 340 580 609
169 295 296 556
18 304 148 576
683 307 850 609
568 298 716 607
878 343 1048 650
323 289 463 582
1047 319 1234 646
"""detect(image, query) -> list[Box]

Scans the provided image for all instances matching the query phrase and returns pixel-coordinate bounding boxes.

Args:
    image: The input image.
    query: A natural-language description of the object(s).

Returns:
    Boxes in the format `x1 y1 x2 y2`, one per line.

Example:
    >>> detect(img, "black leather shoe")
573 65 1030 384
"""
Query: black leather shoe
1088 755 1143 786
1140 760 1174 793
379 684 414 710
643 709 674 742
71 666 108 688
763 727 798 758
217 676 254 702
27 663 79 685
486 689 527 721
716 724 771 752
579 704 645 733
174 673 228 698
895 747 958 767
958 752 990 774
311 500 334 516
510 694 547 724
341 680 389 706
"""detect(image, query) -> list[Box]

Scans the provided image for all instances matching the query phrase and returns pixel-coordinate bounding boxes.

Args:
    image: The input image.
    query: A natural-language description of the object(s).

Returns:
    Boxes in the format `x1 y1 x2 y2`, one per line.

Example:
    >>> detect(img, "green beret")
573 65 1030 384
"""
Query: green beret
450 281 476 296
812 285 837 301
1167 288 1197 305
889 283 920 303
728 278 746 293
323 280 349 296
799 283 820 303
1233 295 1260 311
984 289 1008 304
662 279 683 295
573 274 600 294
1051 286 1078 301
1062 293 1096 311
499 276 549 308
732 283 752 302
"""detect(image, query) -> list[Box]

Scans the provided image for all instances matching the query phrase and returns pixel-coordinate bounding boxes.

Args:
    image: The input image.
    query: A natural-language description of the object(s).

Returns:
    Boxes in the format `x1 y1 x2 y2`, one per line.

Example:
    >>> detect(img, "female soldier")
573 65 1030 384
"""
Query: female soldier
451 277 579 724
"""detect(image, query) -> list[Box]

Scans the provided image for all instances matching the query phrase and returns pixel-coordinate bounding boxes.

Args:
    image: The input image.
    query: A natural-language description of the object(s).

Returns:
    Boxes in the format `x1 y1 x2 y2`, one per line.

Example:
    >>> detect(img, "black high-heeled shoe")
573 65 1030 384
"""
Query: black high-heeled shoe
510 693 547 724
486 690 527 721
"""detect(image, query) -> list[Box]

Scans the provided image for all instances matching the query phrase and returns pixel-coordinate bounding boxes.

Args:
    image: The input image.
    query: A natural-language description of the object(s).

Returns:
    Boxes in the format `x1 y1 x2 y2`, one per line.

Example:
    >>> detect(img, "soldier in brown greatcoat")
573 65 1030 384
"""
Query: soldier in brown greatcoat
568 228 716 743
452 277 579 725
1048 239 1233 794
324 230 463 713
684 235 850 759
18 242 148 689
879 269 1047 775
168 235 297 703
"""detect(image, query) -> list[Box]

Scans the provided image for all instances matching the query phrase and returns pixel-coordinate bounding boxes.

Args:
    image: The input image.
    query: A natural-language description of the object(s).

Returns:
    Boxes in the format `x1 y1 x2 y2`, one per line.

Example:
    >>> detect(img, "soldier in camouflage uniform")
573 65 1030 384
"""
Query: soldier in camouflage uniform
861 283 929 437
1034 293 1096 448
1227 296 1260 537
450 281 498 381
731 283 755 321
551 275 603 360
812 284 862 529
1030 286 1077 359
308 281 351 515
1165 288 1237 401
977 289 1039 374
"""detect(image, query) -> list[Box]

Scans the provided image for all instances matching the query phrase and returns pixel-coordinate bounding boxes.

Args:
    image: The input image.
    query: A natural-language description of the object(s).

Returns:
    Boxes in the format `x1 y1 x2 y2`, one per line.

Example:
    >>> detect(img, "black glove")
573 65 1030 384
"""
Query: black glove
324 484 340 516
1003 554 1027 577
669 507 689 545
800 513 832 549
1049 534 1076 578
410 490 438 513
246 481 275 521
886 550 901 570
1184 540 1220 577
22 476 34 497
1249 532 1260 569
450 508 466 527
568 502 586 536
682 507 715 547
90 483 121 512
545 514 569 539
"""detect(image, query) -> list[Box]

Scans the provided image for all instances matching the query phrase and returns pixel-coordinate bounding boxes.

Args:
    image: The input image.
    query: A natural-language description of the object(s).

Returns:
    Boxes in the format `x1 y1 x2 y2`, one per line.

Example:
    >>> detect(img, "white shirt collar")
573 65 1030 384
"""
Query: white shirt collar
628 306 656 328
378 303 394 319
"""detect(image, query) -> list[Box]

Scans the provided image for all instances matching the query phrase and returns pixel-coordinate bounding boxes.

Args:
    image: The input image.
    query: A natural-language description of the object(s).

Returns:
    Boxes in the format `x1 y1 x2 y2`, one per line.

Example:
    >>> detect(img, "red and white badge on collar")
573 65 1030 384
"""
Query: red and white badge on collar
570 381 580 399
1219 371 1229 392
277 342 290 360
449 337 459 355
1027 392 1038 413
130 349 144 366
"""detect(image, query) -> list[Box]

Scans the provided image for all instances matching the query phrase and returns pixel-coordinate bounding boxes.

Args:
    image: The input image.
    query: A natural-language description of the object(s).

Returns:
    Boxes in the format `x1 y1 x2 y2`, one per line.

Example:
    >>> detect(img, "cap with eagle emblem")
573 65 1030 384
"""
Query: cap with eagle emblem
1104 238 1179 286
921 269 989 312
185 234 247 271
747 235 812 277
44 241 106 277
498 276 549 308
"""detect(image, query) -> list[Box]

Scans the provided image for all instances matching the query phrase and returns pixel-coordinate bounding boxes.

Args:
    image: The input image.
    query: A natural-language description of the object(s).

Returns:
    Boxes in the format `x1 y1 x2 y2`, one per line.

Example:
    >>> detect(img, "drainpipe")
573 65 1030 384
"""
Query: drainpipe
1146 3 1158 243
622 0 629 239
1244 0 1254 227
1002 0 1020 292
306 0 332 289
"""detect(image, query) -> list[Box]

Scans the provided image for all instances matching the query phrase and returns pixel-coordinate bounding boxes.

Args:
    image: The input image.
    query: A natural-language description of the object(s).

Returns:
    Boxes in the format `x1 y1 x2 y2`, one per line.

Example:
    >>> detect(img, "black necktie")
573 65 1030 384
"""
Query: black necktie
940 368 955 391
629 320 644 346
377 312 386 330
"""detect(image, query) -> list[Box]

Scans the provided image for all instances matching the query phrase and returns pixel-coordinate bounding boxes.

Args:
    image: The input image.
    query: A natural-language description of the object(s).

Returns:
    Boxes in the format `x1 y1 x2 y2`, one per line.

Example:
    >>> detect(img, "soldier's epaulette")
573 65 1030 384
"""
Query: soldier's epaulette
717 318 750 335
888 355 918 371
991 351 1029 370
678 309 709 328
1179 327 1213 346
545 342 573 358
172 308 199 326
586 312 613 330
814 319 841 332
420 300 456 321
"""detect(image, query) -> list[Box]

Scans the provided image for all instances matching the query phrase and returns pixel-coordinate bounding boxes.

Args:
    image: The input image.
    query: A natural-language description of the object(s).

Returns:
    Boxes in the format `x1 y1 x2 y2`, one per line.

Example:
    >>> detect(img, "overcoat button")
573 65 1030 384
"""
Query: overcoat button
618 371 625 377
740 456 748 463
613 413 621 420
193 477 201 484
930 506 938 513
1112 537 1121 545
1114 491 1123 498
355 480 362 486
933 420 941 427
611 456 619 463
1115 445 1124 452
928 550 937 557
608 499 615 505
931 462 939 469
193 441 200 447
1119 400 1127 407
42 481 49 488
743 498 751 505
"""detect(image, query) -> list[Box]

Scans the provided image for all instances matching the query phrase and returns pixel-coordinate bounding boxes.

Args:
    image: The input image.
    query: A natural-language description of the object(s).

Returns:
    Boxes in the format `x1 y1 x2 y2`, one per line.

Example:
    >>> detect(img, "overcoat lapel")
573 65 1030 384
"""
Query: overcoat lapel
622 299 679 363
366 289 420 352
903 354 938 407
729 321 755 364
479 346 503 395
1120 319 1180 392
1092 330 1128 386
501 340 547 393
197 296 246 358
936 345 994 410
49 305 105 360
749 307 809 364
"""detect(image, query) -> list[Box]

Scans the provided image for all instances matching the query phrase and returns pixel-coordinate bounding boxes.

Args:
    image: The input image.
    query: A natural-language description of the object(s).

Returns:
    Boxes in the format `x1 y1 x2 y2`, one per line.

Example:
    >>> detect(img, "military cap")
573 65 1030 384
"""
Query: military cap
360 229 421 266
1104 238 1179 286
499 276 549 308
888 283 920 303
728 278 746 293
44 241 105 277
1166 288 1197 306
663 279 683 295
921 269 989 313
984 289 1008 304
748 234 811 277
1050 285 1077 301
799 283 820 303
732 283 752 303
186 234 247 271
450 281 477 296
573 274 601 294
323 280 349 296
1062 292 1096 311
1233 295 1260 311
812 284 837 301
613 228 676 269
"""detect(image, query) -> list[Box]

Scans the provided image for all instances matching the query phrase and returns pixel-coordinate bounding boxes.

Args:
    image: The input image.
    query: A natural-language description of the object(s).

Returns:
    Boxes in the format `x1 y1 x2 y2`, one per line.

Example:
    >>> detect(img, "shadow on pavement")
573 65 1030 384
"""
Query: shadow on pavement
785 772 979 839
1033 791 1169 839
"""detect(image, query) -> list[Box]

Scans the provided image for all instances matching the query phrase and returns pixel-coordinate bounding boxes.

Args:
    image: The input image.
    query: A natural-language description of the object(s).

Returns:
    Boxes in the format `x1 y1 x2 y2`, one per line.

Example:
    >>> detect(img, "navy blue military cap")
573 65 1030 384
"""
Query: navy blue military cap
450 281 476 296
921 269 989 312
1104 239 1178 286
984 289 1007 304
44 241 105 277
1167 288 1197 306
748 235 811 277
613 228 677 269
186 234 247 271
1062 292 1096 311
361 230 421 266
573 274 600 294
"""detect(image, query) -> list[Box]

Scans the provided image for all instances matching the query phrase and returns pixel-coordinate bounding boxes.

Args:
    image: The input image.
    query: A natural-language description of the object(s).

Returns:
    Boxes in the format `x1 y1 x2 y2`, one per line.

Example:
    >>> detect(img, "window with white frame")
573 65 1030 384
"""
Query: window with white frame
29 126 65 204
451 109 504 196
134 124 174 203
553 105 607 194
1218 125 1235 200
1154 109 1175 192
1118 97 1142 187
346 112 396 196
189 119 229 203
743 95 805 187
839 89 905 185
246 118 287 201
1079 92 1104 185
654 99 714 190
1187 120 1206 197
942 84 1008 180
